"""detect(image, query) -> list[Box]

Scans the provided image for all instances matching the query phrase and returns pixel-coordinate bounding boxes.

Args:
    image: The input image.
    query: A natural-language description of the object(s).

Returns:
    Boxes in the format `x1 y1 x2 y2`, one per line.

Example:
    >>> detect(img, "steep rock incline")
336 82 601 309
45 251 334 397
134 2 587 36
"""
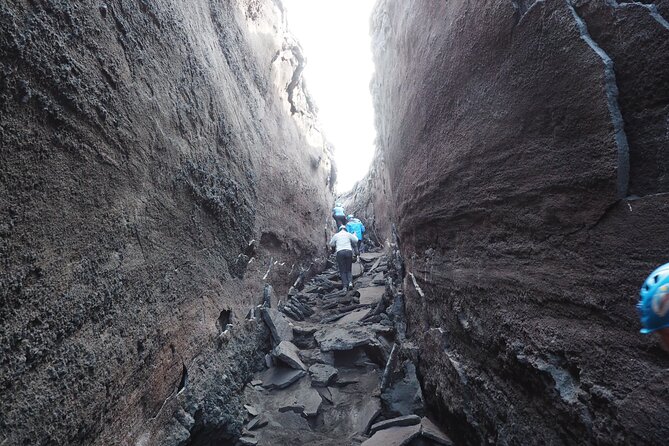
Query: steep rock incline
0 1 333 444
371 0 669 444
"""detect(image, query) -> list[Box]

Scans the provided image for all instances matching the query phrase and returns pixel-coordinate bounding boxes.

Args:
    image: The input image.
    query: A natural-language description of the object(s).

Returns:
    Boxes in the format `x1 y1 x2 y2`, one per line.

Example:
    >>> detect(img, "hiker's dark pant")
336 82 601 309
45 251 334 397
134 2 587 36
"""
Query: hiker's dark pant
336 249 353 287
358 239 364 253
333 215 347 229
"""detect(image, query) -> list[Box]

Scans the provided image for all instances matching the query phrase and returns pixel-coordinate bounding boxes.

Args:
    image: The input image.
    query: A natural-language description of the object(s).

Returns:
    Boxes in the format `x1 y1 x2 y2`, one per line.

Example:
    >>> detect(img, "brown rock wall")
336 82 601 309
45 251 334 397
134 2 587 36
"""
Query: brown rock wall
371 0 669 444
0 0 333 444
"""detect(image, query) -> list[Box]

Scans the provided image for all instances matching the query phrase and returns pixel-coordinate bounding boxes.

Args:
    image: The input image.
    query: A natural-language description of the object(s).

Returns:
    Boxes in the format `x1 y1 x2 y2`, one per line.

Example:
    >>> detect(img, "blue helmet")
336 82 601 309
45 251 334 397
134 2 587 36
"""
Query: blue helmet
638 263 669 333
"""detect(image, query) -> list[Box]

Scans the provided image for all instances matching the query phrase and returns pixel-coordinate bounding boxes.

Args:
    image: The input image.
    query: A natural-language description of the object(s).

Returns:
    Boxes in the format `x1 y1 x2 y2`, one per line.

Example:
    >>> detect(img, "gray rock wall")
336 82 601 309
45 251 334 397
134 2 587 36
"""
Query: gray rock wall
0 0 333 444
370 0 669 444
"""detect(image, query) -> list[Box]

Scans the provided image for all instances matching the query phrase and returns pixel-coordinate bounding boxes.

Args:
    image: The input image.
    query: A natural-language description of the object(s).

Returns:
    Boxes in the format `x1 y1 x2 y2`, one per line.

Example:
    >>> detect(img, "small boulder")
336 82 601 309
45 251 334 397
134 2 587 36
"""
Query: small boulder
261 308 294 344
369 415 421 435
361 424 421 446
261 366 305 390
273 341 307 371
308 363 338 387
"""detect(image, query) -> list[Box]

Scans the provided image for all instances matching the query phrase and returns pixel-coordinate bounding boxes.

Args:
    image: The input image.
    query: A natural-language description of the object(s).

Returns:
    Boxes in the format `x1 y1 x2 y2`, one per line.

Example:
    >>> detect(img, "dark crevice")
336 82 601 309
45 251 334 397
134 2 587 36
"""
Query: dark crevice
177 364 188 393
216 309 232 332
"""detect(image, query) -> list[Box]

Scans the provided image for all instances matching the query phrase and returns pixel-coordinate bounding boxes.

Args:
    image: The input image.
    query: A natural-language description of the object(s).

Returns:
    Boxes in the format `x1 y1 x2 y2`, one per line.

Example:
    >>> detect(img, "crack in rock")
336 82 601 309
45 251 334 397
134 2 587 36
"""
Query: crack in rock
606 0 669 30
566 0 630 198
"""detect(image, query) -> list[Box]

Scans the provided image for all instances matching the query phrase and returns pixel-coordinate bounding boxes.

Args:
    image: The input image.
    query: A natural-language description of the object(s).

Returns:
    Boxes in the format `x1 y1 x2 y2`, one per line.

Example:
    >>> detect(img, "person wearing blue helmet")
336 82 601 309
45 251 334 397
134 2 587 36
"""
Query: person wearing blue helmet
638 263 669 350
332 202 347 229
346 214 366 253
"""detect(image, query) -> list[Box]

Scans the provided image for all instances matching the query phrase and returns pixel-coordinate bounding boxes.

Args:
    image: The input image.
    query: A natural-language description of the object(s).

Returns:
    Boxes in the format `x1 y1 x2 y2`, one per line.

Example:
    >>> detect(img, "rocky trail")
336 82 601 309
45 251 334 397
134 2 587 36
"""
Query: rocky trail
234 247 452 446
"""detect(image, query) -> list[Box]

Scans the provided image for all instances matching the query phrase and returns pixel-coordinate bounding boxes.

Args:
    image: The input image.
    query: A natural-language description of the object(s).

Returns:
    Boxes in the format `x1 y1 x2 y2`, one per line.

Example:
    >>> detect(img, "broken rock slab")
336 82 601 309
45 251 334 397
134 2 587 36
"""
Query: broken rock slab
308 363 338 386
244 404 259 417
277 380 323 418
352 262 364 278
352 396 382 434
361 423 421 446
261 366 305 390
337 308 371 324
360 252 385 262
246 414 269 431
273 340 307 371
370 415 421 435
261 308 294 344
358 286 385 305
314 326 376 351
420 417 453 445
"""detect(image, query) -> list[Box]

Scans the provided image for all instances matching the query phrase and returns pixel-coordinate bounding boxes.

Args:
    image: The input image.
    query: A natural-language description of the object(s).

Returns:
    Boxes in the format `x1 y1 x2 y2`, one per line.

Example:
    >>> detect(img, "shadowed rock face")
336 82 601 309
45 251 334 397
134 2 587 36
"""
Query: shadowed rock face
370 0 669 444
0 0 333 444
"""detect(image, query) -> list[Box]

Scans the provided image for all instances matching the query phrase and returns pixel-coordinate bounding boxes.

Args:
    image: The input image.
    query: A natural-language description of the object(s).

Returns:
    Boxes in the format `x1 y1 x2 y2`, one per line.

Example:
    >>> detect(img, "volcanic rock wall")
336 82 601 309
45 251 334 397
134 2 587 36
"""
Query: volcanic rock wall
0 1 333 444
371 0 669 444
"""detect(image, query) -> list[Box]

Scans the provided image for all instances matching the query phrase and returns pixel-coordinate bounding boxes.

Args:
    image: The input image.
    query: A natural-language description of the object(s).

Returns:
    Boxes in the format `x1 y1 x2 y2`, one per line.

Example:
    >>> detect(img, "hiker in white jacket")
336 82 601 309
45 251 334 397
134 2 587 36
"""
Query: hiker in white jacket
329 225 359 290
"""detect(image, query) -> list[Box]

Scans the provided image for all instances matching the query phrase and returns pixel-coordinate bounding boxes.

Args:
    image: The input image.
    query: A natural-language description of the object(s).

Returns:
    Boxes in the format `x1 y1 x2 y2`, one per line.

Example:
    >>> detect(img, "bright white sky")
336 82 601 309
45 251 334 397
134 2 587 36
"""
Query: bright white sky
282 0 377 193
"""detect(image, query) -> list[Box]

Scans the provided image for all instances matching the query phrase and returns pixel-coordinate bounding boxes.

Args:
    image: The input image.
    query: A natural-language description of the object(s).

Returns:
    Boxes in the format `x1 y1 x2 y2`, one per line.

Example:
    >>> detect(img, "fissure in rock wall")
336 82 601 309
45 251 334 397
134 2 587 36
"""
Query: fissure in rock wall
0 0 334 444
369 0 669 444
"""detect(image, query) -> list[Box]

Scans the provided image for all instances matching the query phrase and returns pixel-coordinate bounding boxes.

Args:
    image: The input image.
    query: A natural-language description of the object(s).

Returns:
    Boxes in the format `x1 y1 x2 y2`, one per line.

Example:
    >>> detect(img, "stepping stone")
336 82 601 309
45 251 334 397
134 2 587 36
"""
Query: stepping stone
238 436 258 446
353 396 382 434
293 325 318 336
361 424 421 446
244 404 259 417
261 308 294 344
372 273 385 285
246 414 269 430
299 348 335 366
360 252 384 262
250 379 262 387
352 262 364 278
337 308 371 324
273 341 307 370
420 417 453 445
370 415 421 435
261 366 305 390
358 286 385 305
381 362 424 416
277 384 323 417
308 363 338 386
314 326 376 351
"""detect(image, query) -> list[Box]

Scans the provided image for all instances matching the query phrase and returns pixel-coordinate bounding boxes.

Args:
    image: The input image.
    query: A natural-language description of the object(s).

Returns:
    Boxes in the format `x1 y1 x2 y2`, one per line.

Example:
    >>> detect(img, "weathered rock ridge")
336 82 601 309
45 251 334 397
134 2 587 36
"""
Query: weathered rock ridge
0 0 333 444
370 0 669 444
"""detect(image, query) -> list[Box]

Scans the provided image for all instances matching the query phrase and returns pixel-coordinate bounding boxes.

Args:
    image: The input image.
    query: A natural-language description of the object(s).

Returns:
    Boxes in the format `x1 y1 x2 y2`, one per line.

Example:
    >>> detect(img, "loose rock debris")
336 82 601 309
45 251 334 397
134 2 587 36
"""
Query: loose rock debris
236 249 453 445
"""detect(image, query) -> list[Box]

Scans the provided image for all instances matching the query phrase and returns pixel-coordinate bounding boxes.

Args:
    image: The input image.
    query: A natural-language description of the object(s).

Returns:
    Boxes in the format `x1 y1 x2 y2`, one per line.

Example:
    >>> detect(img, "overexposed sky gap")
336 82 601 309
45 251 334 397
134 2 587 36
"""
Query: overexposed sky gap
282 0 377 193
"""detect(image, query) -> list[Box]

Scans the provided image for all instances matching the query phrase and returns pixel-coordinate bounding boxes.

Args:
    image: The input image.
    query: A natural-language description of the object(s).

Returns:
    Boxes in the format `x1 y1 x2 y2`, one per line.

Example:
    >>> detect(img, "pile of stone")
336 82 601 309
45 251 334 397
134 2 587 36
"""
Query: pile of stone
235 248 452 446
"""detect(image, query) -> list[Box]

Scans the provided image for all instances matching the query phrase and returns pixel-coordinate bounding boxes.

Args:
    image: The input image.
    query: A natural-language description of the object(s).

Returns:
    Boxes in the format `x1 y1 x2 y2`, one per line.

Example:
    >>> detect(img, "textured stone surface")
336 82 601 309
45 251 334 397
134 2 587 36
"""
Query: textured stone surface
261 367 306 390
314 326 377 352
420 417 453 445
370 414 421 435
308 363 338 387
358 286 386 305
262 308 295 345
0 0 333 444
370 0 669 444
361 423 421 446
272 341 307 371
